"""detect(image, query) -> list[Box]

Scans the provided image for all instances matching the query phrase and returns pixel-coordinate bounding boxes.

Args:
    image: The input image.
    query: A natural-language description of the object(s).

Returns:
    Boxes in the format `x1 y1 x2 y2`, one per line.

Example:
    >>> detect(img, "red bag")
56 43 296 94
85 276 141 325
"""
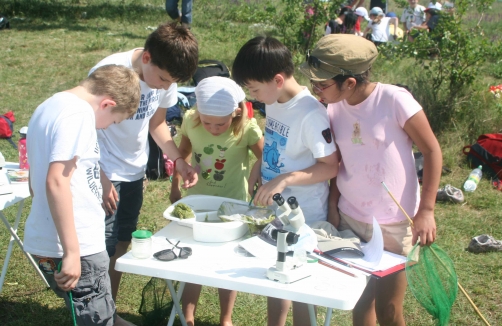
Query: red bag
463 133 502 179
0 111 17 149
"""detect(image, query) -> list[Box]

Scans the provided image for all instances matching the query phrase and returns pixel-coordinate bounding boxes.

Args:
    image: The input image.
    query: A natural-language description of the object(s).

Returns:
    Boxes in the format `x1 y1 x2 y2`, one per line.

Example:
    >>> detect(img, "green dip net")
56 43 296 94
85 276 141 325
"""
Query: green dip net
406 243 458 326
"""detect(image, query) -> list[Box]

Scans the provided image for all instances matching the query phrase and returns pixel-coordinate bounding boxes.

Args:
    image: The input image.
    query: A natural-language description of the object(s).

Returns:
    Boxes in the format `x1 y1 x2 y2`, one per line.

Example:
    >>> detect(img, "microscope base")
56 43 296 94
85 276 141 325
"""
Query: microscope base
267 266 311 284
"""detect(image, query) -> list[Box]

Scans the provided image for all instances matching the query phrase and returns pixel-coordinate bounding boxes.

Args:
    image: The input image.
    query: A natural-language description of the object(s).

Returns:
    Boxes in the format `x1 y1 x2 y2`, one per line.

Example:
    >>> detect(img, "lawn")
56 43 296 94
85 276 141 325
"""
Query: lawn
0 0 501 325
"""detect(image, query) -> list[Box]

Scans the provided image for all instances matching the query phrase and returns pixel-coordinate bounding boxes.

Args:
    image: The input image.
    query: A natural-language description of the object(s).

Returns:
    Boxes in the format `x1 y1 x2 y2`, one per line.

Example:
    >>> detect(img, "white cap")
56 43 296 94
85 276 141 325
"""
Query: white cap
355 7 370 21
427 2 442 10
195 77 246 117
19 126 28 135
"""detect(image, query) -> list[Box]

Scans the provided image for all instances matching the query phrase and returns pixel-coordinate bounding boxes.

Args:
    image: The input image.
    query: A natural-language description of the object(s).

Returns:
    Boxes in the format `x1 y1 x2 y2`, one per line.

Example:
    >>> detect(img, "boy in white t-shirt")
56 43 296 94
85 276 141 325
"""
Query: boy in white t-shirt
232 36 338 326
89 22 199 301
24 65 141 326
401 0 426 41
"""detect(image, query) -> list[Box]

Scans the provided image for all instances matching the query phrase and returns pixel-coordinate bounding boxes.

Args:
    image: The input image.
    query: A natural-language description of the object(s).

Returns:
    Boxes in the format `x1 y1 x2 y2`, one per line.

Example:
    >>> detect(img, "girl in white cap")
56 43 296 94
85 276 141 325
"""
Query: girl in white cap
364 7 399 46
300 34 442 325
170 76 264 326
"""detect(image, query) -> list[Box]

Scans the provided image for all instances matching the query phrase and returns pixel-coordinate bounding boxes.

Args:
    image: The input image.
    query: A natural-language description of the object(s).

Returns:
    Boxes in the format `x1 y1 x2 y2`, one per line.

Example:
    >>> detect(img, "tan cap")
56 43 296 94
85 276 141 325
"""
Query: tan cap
300 34 378 82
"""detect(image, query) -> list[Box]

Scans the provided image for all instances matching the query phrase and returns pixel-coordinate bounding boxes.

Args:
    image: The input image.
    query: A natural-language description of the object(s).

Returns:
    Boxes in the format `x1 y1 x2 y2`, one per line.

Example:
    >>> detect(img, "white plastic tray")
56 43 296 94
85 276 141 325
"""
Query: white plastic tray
163 195 249 242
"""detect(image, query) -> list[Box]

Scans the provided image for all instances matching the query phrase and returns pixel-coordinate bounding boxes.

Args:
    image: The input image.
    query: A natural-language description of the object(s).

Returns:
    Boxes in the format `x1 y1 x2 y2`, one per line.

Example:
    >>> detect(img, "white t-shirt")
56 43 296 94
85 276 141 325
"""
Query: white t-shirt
327 83 421 225
24 92 105 258
262 88 336 224
401 5 426 30
90 49 178 182
368 17 393 42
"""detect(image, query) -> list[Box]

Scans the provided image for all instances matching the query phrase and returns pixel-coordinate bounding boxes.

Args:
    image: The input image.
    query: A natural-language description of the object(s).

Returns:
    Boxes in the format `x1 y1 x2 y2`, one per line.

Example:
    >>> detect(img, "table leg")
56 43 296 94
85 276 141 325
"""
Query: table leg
165 280 187 326
324 308 333 326
167 281 185 326
0 201 49 294
308 304 318 326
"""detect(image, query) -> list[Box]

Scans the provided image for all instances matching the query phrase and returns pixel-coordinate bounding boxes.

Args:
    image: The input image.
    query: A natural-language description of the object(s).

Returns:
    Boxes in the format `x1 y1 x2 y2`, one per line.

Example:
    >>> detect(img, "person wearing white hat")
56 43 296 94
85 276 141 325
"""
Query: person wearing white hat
170 76 264 326
364 7 399 45
354 7 371 36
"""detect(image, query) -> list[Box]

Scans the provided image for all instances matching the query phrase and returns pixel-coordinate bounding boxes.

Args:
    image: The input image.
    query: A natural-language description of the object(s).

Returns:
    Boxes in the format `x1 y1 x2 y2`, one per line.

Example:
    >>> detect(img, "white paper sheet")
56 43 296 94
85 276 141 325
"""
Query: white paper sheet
238 236 276 261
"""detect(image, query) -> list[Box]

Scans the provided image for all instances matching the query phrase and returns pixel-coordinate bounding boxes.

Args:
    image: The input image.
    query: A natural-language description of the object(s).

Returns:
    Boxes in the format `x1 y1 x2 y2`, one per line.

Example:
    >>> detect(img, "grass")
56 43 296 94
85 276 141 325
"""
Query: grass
1 0 502 325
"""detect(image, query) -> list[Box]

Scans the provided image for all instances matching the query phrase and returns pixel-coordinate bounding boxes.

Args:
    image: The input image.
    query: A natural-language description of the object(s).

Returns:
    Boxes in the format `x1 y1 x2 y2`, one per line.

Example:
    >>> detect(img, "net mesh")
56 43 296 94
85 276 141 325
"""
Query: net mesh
138 277 175 326
406 243 458 326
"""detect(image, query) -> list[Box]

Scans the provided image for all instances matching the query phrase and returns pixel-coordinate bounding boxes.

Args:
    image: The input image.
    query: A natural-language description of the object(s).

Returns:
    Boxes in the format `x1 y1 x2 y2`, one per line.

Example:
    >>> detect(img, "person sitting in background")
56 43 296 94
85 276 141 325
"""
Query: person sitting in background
325 7 358 35
364 7 399 46
412 3 442 33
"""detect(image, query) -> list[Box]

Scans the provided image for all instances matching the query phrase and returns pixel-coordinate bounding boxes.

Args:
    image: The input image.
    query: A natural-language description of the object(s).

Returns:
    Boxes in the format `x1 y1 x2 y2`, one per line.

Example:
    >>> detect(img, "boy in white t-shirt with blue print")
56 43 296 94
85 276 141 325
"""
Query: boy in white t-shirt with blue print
24 65 140 326
232 36 339 326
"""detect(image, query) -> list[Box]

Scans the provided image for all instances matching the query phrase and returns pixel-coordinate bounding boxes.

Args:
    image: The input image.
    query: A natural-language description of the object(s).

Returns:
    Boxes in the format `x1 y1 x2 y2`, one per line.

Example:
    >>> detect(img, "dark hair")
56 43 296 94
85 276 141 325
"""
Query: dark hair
339 7 352 16
343 12 358 32
144 22 199 83
332 69 371 89
232 36 294 86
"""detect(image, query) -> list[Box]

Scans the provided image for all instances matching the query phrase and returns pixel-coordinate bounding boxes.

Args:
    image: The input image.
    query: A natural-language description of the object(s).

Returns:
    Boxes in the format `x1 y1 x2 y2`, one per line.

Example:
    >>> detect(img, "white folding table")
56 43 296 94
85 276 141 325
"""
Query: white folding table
0 162 50 294
116 222 369 326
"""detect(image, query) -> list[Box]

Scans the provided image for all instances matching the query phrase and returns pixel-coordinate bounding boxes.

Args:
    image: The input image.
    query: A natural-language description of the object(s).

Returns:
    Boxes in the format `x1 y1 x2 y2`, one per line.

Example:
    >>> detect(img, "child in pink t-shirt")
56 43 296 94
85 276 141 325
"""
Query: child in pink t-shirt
300 34 442 325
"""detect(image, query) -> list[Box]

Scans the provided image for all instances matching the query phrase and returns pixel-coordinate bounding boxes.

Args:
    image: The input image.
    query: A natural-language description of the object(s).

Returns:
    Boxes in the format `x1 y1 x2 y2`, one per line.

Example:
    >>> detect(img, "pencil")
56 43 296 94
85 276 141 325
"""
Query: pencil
318 260 357 278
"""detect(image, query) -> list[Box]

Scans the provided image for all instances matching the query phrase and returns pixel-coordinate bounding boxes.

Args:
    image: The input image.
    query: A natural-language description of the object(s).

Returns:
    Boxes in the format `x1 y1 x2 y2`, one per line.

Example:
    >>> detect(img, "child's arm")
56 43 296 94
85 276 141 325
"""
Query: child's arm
100 168 118 216
253 152 338 206
169 135 193 204
46 159 81 291
403 110 442 246
150 108 198 188
247 136 264 196
327 150 342 228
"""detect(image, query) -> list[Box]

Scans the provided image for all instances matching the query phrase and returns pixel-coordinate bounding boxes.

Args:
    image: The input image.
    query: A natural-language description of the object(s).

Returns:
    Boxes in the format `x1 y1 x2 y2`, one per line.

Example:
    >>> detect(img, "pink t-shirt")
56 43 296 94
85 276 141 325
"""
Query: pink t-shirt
328 83 421 224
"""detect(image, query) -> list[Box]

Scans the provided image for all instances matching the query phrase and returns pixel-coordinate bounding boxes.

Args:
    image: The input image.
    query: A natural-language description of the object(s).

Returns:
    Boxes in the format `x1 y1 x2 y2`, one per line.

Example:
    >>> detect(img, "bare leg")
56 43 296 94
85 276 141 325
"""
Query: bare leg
181 282 203 326
353 277 377 326
109 240 131 302
114 315 136 326
267 297 290 326
218 288 237 326
292 302 315 326
374 271 407 326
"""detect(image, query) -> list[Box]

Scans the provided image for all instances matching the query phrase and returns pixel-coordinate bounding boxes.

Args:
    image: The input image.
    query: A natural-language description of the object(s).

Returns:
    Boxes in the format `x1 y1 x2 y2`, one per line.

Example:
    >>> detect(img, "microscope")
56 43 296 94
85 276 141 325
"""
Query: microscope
266 194 312 284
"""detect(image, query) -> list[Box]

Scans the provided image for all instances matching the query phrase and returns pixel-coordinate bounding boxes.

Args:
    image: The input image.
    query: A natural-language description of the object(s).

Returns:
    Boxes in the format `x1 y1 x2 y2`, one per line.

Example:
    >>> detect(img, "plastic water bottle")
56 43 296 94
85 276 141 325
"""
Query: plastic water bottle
463 165 483 192
18 126 29 170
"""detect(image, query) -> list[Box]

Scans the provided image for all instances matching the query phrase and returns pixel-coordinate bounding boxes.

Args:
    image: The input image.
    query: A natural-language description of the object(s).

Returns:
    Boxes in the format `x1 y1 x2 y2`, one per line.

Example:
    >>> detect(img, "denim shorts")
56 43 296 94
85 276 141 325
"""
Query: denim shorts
105 178 144 256
36 251 115 326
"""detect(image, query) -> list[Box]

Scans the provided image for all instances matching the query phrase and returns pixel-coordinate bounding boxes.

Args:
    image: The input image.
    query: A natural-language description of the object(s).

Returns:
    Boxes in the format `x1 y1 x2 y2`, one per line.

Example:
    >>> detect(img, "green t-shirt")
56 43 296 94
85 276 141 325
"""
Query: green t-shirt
181 110 263 201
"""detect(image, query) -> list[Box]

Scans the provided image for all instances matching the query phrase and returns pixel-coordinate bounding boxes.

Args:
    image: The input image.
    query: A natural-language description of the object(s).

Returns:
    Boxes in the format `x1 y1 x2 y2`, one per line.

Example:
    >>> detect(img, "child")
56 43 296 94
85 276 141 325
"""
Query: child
89 22 199 302
24 64 141 326
232 36 338 325
354 7 370 36
300 34 442 325
170 76 264 326
401 0 426 41
364 7 399 46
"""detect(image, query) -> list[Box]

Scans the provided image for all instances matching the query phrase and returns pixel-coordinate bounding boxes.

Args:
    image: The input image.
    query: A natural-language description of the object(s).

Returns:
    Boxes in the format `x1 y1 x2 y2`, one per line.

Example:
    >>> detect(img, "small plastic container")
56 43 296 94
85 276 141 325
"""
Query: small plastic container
131 230 153 259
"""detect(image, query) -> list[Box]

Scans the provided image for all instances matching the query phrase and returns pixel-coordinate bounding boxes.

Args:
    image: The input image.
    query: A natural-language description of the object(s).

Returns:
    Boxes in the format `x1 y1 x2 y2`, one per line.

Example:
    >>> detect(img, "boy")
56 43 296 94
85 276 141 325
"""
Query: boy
232 36 338 325
401 0 426 41
89 22 199 301
24 64 141 326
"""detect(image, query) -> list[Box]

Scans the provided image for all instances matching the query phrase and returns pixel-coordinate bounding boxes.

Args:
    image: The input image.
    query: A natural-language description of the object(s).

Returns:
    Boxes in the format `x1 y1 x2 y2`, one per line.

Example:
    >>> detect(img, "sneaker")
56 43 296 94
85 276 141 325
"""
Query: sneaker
467 235 502 253
436 184 464 203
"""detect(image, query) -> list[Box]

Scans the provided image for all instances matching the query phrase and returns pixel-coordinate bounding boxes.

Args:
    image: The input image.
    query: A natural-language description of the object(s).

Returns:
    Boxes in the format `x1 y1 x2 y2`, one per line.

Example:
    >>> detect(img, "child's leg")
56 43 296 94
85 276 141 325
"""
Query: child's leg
292 302 316 326
267 297 290 326
352 278 377 326
182 282 203 326
218 288 237 326
374 272 407 326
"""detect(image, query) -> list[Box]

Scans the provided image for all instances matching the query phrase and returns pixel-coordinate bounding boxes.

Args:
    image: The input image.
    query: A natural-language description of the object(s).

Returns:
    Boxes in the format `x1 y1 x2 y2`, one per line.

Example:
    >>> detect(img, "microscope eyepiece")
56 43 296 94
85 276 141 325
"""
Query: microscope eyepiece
273 193 285 206
287 196 298 210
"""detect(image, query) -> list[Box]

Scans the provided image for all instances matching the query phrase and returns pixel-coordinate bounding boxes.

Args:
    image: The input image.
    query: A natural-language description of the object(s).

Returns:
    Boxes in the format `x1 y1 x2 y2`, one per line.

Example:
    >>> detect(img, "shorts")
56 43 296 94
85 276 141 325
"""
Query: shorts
36 251 115 326
105 178 144 257
338 210 413 256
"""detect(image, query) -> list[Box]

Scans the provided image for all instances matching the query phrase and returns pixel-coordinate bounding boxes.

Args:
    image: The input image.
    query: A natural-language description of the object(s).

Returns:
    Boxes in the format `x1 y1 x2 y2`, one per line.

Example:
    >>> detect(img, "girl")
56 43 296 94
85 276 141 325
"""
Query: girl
364 7 399 46
325 7 357 35
170 76 264 326
300 34 442 325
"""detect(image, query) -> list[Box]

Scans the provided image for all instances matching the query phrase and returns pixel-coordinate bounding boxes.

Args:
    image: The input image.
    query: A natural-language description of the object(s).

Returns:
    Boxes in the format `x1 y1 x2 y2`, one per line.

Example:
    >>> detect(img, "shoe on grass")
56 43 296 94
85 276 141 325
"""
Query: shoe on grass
436 184 464 203
467 234 502 253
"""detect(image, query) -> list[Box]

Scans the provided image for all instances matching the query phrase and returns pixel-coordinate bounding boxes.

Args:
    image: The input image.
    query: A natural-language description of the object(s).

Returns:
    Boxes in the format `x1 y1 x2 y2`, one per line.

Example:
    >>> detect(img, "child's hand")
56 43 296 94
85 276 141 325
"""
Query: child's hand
248 162 262 196
55 254 81 292
176 160 198 188
101 174 118 216
253 176 287 207
412 208 437 246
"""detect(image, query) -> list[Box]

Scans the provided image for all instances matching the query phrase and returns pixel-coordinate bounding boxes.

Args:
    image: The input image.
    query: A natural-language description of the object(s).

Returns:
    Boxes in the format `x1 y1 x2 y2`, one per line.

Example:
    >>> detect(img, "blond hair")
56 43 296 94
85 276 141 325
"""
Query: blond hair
193 101 248 143
83 65 141 117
